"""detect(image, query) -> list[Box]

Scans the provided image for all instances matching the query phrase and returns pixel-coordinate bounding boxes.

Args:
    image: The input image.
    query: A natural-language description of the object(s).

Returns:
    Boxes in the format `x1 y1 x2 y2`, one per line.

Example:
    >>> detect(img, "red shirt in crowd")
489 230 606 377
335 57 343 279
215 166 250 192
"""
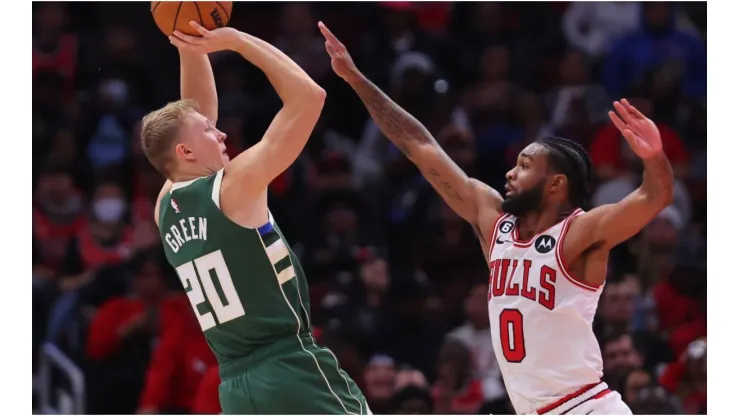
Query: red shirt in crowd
33 204 86 268
86 295 187 360
652 280 701 333
139 313 218 412
590 123 689 173
76 225 134 270
659 360 707 414
669 318 707 359
431 379 484 414
192 366 222 414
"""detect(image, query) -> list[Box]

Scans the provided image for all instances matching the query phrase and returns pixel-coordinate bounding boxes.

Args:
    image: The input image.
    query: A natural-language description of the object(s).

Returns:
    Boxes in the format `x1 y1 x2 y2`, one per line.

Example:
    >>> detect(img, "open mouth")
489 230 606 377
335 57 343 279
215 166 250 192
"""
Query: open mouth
505 184 515 197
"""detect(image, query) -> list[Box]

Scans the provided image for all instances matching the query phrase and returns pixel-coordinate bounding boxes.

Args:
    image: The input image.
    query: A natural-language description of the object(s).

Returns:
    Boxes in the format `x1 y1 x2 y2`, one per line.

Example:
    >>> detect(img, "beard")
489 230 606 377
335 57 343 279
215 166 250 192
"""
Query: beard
501 180 546 217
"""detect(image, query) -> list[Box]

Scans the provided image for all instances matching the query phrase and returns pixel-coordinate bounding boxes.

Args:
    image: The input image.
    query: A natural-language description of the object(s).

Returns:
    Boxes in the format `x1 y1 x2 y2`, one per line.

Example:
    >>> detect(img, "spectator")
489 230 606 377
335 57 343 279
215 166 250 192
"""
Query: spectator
274 3 330 81
32 2 76 89
85 249 174 413
545 49 609 144
62 180 133 283
659 338 707 414
447 283 505 404
561 2 641 59
600 331 643 389
628 385 683 414
431 339 484 414
621 369 653 407
362 354 398 414
138 302 218 413
33 165 86 269
602 3 706 99
589 96 689 181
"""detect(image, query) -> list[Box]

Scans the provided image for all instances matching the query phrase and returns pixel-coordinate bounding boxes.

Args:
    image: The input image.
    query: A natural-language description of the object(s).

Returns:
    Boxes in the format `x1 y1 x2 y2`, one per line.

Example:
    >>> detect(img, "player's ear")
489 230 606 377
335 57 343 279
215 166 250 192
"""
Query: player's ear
175 143 195 161
551 174 567 193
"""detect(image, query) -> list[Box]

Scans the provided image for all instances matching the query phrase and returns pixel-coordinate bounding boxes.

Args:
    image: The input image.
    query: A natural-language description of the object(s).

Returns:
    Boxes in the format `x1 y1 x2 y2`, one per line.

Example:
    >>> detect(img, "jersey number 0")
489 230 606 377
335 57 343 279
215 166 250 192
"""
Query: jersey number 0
176 249 246 331
499 309 526 362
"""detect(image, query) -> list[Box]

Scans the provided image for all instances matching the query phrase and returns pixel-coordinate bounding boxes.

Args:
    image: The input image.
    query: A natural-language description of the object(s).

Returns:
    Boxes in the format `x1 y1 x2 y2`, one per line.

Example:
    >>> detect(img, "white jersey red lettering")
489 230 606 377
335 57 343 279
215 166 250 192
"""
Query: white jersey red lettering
486 209 611 414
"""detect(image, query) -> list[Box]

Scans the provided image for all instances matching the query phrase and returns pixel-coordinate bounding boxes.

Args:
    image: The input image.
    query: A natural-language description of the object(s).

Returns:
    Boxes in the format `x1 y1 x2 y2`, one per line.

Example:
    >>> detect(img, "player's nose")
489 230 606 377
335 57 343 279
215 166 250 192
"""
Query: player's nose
505 168 516 182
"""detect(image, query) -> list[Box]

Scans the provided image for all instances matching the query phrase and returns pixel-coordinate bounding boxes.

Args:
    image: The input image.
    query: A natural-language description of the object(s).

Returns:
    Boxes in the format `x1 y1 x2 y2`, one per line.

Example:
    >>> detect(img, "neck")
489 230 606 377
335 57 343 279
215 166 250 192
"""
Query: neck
517 203 573 240
170 166 215 184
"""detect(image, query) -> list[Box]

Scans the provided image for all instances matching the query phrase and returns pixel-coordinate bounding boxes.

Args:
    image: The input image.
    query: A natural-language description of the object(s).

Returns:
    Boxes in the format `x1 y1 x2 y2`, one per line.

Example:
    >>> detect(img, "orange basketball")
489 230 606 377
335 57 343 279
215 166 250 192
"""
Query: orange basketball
151 1 232 36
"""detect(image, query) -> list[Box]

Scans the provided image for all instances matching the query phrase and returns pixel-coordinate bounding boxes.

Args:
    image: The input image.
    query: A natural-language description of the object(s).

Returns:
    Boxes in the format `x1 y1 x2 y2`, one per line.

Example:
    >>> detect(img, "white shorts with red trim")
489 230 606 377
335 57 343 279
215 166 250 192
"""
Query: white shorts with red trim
530 382 632 415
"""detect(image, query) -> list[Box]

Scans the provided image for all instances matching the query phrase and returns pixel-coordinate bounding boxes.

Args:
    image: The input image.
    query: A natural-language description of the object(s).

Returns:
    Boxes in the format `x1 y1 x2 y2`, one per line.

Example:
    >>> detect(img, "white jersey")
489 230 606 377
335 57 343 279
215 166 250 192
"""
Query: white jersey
486 209 610 415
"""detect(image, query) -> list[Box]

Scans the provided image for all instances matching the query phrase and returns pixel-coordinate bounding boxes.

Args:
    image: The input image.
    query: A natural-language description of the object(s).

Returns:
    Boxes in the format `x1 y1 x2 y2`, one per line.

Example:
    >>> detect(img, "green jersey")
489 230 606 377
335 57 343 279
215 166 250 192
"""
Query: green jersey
158 169 312 364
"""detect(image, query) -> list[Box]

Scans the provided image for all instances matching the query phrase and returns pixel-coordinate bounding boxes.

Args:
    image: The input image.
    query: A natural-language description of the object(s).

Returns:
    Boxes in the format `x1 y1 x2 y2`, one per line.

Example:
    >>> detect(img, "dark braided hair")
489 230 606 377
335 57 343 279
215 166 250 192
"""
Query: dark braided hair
534 136 593 208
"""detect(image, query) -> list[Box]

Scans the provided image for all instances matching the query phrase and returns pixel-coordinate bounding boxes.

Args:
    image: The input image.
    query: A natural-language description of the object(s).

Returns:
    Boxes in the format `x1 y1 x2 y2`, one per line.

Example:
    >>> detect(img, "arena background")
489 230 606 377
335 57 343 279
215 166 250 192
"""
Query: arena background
31 1 707 414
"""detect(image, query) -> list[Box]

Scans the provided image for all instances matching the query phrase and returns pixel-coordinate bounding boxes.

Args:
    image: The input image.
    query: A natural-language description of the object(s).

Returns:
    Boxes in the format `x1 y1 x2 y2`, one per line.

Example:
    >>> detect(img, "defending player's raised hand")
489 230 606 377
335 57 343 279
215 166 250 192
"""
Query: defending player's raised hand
318 22 360 82
608 98 663 160
169 21 240 54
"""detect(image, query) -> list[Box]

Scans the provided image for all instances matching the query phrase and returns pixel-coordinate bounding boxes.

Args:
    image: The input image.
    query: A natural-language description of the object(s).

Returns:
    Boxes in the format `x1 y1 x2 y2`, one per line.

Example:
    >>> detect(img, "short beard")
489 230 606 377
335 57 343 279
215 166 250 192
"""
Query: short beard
501 180 546 217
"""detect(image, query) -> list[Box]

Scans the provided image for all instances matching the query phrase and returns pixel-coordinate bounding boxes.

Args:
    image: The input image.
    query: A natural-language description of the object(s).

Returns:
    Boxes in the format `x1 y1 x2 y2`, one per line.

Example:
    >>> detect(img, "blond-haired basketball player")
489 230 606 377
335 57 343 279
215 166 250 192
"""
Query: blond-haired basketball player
141 22 369 414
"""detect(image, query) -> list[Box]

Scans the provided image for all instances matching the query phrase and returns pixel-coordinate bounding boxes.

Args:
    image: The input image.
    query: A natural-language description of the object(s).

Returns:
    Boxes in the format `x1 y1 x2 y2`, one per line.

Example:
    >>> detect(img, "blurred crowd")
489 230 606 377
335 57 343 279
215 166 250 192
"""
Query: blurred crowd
32 2 706 414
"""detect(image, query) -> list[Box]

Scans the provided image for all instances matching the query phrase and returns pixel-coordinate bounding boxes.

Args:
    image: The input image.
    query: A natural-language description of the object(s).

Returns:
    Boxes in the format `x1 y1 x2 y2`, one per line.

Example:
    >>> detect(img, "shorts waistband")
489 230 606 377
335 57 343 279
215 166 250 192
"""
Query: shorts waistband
536 382 611 415
219 333 313 380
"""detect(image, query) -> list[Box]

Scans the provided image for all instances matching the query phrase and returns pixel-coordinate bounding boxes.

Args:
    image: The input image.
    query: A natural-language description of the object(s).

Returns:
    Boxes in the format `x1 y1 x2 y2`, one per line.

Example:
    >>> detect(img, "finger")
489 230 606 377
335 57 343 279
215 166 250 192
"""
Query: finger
613 101 632 124
189 20 211 37
169 36 202 52
608 110 627 131
621 98 645 120
318 21 341 46
172 30 206 45
324 40 334 56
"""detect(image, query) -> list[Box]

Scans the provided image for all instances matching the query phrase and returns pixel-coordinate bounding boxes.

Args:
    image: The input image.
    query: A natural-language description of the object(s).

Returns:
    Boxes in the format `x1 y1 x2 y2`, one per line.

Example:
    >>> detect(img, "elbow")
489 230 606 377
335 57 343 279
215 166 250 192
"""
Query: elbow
306 84 327 105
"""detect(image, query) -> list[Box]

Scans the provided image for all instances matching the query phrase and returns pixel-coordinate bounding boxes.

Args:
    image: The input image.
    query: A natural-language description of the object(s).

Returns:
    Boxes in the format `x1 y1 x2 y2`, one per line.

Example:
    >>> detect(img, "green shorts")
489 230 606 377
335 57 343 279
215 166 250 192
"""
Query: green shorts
218 334 369 415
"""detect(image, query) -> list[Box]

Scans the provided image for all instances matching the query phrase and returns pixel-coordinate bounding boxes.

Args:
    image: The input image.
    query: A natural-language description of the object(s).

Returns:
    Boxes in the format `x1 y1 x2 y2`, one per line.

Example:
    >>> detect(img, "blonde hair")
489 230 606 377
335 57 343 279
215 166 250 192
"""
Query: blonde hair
140 99 199 176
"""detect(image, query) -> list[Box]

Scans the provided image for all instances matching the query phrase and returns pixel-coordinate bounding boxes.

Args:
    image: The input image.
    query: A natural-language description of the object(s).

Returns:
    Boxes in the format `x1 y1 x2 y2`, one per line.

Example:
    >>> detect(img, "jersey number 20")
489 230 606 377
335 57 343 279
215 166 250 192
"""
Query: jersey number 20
499 309 526 362
176 249 246 331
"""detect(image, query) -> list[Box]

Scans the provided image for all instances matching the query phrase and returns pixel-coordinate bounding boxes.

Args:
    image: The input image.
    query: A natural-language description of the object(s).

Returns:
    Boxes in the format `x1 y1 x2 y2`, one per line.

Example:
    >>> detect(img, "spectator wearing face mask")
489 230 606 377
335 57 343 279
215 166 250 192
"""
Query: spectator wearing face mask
63 180 133 276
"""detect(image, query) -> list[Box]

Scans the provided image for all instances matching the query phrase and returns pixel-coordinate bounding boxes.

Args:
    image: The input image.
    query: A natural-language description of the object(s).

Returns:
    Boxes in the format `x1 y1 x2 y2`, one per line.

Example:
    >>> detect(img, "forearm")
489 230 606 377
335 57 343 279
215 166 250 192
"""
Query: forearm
638 153 674 206
232 32 322 103
346 73 483 221
179 51 217 122
346 73 433 159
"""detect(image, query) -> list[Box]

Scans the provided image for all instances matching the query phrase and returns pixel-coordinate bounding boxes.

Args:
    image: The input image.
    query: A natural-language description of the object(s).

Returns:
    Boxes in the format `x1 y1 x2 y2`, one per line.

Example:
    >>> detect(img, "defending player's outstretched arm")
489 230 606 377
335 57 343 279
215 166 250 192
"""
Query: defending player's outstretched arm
319 22 502 243
565 99 674 271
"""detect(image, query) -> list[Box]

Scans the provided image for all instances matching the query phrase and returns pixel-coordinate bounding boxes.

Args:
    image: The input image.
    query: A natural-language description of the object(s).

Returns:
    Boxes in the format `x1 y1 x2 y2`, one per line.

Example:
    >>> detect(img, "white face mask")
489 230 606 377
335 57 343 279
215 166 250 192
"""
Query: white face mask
93 197 126 223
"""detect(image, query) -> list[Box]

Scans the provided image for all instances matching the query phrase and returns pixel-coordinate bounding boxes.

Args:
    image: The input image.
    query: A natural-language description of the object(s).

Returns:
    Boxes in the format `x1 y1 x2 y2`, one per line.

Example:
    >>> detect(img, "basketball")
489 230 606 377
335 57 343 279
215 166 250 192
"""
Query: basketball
151 1 232 36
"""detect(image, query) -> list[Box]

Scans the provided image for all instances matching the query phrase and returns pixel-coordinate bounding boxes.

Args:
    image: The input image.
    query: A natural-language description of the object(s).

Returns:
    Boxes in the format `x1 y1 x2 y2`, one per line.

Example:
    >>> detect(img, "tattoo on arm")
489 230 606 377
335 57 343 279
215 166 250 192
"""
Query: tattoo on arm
349 75 433 157
348 75 473 208
426 168 463 201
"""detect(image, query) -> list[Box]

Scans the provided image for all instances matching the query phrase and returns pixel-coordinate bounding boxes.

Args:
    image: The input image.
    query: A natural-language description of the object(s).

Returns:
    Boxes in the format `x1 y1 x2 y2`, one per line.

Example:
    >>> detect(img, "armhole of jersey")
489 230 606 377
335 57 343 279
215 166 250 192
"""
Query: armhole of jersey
555 209 601 292
157 194 168 228
211 169 225 209
488 213 509 260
